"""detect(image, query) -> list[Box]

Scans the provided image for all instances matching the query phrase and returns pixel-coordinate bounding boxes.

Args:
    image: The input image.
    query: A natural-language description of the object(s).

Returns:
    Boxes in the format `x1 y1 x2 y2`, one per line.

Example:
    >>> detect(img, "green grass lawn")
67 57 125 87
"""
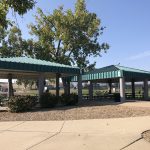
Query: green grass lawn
14 88 150 97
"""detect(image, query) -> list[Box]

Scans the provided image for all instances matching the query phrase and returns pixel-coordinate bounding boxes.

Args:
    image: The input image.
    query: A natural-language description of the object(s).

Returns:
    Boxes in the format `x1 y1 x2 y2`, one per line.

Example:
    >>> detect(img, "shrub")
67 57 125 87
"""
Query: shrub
61 93 78 106
0 95 7 106
113 93 120 102
39 93 58 108
95 91 103 96
8 95 37 113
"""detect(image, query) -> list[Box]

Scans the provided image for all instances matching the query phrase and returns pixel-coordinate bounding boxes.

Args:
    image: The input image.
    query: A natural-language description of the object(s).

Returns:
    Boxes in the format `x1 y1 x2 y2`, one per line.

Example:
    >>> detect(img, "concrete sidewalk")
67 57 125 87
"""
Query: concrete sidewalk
0 117 150 150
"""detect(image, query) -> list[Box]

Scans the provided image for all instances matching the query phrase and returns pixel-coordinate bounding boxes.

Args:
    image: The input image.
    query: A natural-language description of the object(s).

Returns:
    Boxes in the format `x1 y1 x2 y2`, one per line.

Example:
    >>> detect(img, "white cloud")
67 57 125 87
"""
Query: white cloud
128 50 150 60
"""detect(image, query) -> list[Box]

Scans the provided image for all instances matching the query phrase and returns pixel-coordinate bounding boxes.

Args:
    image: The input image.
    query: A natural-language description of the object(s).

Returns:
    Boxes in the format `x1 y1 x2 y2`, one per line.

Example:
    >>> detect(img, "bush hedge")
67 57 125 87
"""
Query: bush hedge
39 93 59 108
0 95 7 106
8 96 37 113
39 93 78 108
61 93 78 106
113 93 120 102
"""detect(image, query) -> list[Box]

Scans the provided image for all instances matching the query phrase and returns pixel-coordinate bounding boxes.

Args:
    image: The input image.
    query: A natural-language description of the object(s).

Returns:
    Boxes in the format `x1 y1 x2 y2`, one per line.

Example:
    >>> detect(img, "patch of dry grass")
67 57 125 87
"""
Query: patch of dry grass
1 101 150 121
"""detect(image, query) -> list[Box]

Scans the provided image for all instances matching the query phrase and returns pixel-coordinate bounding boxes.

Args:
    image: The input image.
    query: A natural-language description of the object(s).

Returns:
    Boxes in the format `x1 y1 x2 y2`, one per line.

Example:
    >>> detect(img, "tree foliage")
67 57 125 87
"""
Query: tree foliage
0 0 109 90
29 0 109 69
0 0 36 28
0 26 24 57
0 25 36 89
16 79 35 89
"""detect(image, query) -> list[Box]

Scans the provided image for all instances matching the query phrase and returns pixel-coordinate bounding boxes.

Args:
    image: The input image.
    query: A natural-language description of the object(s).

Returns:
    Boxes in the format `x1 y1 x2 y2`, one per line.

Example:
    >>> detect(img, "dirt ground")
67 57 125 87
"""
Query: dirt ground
1 100 150 121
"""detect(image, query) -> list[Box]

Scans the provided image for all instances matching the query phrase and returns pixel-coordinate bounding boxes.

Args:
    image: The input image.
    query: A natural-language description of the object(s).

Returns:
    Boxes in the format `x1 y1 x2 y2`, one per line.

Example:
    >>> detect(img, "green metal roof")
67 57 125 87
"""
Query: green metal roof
71 65 150 82
115 65 150 74
0 57 80 74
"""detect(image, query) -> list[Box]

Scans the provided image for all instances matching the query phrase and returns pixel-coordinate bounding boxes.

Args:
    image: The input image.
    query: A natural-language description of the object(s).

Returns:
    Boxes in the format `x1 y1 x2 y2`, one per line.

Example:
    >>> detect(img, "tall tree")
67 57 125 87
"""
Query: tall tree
16 79 35 90
29 0 109 69
0 26 24 57
0 25 36 89
0 0 36 28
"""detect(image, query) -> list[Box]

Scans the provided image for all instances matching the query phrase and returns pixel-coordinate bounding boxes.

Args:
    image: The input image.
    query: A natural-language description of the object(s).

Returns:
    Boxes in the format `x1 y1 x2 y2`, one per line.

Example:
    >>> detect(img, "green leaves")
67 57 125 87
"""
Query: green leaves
28 0 109 70
0 0 109 72
0 26 24 57
0 0 36 29
0 2 8 28
6 0 36 15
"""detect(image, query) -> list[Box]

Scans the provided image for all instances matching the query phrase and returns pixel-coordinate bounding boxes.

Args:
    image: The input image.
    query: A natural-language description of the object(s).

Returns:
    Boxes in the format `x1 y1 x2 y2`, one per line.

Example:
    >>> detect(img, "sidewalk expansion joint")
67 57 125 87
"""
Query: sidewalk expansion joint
0 130 52 133
120 137 143 150
0 121 25 134
26 121 66 150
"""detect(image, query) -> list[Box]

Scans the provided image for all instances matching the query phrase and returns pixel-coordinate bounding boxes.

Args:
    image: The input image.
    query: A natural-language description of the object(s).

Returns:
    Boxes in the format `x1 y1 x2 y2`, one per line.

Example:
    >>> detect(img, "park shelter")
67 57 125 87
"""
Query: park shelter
71 65 150 101
0 57 82 100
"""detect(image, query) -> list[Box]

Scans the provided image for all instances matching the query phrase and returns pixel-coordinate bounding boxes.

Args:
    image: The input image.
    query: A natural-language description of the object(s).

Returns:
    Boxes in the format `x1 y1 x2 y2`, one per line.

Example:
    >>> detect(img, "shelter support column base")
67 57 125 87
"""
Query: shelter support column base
131 80 135 99
38 74 44 98
119 77 125 102
66 81 70 95
108 81 112 94
8 74 13 98
56 74 60 97
144 79 148 100
64 79 70 95
77 74 82 102
89 81 93 100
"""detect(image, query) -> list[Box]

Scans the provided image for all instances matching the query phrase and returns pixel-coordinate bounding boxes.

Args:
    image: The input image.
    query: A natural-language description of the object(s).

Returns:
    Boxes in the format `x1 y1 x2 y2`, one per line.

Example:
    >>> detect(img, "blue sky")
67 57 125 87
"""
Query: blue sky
7 0 150 70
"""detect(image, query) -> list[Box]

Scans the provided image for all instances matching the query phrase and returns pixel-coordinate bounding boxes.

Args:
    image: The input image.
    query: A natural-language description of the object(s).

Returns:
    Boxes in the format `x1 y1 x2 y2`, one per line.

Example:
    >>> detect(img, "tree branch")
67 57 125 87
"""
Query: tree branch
68 50 73 57
56 39 61 58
